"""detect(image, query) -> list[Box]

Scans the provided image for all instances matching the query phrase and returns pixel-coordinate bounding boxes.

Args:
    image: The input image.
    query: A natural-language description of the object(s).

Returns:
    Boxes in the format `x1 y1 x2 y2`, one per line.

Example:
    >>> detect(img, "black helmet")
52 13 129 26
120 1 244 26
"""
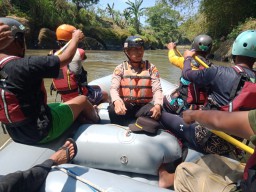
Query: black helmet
124 36 144 49
191 34 212 53
0 17 26 50
0 17 26 37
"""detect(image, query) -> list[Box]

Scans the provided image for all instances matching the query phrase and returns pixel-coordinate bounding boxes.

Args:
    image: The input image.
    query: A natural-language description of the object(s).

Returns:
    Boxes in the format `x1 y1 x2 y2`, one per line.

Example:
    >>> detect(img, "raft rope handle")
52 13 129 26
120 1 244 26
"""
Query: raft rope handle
53 166 106 192
174 46 254 155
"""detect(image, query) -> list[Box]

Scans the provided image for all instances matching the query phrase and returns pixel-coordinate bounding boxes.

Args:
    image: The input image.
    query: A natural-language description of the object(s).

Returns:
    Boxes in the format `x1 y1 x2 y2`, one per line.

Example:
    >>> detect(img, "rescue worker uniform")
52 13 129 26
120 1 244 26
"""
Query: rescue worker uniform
108 61 163 126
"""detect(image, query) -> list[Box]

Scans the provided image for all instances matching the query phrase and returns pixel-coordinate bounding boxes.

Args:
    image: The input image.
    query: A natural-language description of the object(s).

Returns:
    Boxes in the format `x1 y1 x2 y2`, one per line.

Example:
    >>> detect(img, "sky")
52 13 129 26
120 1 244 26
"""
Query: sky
96 0 157 25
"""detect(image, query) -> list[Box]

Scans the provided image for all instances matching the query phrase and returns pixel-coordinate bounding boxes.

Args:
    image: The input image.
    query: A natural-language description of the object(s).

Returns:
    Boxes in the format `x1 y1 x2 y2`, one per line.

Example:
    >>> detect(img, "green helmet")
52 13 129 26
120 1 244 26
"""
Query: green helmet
124 36 144 49
232 30 256 58
191 34 212 53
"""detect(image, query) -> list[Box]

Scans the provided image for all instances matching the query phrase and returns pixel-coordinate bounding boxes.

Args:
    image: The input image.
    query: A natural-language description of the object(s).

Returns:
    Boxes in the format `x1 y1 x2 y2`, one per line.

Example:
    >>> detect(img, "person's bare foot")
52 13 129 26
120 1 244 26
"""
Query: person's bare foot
158 164 175 188
50 139 77 165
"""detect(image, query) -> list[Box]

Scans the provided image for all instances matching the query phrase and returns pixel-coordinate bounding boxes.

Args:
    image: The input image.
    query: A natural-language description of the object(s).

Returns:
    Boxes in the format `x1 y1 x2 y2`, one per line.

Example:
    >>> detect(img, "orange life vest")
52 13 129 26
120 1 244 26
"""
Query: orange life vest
51 48 88 102
119 61 153 104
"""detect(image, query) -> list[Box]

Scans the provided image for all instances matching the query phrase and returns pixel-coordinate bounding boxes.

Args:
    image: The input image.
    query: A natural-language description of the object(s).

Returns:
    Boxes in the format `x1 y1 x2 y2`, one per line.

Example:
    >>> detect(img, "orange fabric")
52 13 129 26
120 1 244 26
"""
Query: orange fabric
119 62 153 104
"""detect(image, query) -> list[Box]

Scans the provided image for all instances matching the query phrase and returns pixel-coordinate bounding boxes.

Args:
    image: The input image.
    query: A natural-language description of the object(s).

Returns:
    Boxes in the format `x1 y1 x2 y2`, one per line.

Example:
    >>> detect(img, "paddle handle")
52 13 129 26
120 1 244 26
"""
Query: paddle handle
210 130 254 154
54 39 72 56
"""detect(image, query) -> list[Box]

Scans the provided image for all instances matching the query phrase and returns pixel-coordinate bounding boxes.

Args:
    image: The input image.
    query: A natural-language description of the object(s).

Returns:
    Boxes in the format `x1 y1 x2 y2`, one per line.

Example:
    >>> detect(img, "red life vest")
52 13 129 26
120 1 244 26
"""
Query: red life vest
119 61 153 104
220 66 256 112
51 48 88 102
0 56 47 124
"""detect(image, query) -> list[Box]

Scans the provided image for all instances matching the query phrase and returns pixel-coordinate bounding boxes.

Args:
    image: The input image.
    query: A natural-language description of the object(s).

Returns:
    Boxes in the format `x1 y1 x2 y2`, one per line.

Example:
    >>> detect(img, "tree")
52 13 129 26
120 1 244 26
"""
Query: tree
200 0 256 38
145 1 181 46
69 0 99 10
126 0 145 34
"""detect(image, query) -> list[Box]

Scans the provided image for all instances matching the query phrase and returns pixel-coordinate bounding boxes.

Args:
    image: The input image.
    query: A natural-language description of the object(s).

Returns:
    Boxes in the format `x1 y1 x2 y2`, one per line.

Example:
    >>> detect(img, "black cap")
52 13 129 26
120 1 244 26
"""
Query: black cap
129 117 162 134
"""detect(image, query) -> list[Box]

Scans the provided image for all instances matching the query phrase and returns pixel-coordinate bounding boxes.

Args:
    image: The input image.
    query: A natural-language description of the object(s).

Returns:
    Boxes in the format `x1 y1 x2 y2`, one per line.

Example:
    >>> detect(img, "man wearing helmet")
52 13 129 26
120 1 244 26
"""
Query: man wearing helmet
182 30 256 109
164 34 213 115
158 30 256 188
0 17 99 145
50 24 109 105
108 36 163 126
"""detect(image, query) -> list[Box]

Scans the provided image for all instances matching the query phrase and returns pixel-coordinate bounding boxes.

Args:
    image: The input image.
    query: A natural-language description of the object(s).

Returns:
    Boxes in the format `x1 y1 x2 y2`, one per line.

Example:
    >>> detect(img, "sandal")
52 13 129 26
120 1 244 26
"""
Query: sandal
58 138 78 163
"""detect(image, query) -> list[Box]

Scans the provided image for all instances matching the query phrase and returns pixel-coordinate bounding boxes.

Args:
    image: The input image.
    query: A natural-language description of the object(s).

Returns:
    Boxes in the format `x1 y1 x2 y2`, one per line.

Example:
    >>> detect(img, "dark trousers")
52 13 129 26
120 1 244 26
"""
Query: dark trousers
108 102 154 126
160 111 200 152
0 159 54 192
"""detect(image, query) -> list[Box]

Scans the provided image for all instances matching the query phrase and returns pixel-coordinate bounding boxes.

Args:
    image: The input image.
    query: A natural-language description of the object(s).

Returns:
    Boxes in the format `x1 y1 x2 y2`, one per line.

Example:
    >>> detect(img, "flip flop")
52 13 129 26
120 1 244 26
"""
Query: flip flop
59 138 78 163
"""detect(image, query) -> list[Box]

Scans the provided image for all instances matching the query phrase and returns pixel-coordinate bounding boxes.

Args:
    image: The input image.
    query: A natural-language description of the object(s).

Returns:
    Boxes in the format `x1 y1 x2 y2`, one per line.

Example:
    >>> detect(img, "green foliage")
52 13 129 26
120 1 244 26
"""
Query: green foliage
126 0 145 34
145 2 181 46
70 0 99 10
228 18 256 39
200 0 256 39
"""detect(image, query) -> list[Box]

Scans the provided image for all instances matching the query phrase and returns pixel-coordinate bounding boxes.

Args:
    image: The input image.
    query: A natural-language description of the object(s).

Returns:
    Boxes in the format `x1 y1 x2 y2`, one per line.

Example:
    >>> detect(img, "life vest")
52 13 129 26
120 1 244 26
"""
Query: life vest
220 65 256 112
119 61 153 104
166 59 209 114
241 147 256 191
51 48 88 102
0 56 47 124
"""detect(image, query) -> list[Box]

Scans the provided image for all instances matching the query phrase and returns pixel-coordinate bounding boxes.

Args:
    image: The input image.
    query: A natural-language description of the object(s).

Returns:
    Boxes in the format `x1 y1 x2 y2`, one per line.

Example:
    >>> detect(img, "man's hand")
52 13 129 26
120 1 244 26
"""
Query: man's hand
72 29 84 43
166 42 176 50
114 100 127 115
183 49 196 58
182 110 196 124
150 104 161 120
0 22 13 50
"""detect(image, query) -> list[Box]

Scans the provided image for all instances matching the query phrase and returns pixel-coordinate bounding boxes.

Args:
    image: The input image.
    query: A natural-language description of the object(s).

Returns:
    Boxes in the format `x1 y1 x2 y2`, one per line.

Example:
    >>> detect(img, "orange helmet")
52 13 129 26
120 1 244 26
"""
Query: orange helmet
56 24 76 41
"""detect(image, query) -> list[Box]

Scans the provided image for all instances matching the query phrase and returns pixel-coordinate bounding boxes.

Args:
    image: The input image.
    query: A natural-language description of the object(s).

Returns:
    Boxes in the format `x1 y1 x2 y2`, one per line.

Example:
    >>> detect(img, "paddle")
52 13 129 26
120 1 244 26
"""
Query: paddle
54 39 72 56
53 166 105 192
173 43 254 154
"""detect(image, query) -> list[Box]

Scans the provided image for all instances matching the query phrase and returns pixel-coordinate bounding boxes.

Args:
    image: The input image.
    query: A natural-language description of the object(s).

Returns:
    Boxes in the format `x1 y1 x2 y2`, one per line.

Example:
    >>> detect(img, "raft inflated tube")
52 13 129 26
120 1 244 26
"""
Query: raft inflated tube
73 124 182 176
42 164 172 192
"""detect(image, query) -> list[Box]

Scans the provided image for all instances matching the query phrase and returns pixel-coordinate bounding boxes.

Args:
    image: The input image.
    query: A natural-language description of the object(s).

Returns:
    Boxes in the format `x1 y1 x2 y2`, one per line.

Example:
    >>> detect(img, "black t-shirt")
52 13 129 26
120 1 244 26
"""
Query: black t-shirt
2 55 60 144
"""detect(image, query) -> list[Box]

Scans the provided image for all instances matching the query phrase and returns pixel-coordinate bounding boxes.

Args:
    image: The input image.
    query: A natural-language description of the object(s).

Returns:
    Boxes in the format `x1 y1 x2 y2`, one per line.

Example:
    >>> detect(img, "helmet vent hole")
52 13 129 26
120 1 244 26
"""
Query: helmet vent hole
243 43 247 47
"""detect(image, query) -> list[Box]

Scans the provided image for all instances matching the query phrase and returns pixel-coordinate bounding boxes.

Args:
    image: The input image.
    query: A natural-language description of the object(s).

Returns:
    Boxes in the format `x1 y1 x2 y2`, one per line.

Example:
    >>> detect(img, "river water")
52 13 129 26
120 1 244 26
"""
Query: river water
0 49 230 146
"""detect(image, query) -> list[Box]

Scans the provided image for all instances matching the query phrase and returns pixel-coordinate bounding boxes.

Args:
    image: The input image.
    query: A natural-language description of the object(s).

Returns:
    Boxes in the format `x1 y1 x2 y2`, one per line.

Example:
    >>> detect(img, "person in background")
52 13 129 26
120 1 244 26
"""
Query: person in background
50 24 109 105
0 138 77 192
164 35 213 114
108 36 163 126
0 17 99 145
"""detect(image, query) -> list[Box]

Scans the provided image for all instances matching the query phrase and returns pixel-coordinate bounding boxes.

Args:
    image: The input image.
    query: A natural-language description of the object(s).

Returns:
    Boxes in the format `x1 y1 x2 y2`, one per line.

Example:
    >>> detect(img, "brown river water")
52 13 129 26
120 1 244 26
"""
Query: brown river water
0 49 230 147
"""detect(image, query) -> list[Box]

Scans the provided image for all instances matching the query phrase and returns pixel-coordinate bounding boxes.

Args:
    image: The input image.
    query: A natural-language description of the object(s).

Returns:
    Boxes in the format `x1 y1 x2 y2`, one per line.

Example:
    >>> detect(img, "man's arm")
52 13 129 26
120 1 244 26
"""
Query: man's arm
58 29 84 67
183 109 254 140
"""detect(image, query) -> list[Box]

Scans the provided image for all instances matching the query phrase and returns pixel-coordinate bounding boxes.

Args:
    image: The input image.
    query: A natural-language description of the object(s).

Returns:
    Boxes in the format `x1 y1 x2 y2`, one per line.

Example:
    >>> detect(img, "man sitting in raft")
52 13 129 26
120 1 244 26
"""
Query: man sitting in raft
108 36 163 126
0 17 99 145
164 35 213 115
50 24 109 105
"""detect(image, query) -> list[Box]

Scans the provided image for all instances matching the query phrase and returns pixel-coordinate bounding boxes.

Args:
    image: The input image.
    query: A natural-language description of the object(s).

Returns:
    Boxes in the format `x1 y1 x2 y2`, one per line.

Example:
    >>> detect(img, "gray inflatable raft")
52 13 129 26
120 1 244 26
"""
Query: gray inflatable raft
0 75 203 191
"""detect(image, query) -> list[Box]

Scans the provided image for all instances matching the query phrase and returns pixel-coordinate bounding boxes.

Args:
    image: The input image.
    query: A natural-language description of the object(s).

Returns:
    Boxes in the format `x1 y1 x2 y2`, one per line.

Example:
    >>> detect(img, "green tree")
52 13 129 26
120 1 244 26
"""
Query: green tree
69 0 99 10
200 0 256 38
126 0 145 34
145 2 181 46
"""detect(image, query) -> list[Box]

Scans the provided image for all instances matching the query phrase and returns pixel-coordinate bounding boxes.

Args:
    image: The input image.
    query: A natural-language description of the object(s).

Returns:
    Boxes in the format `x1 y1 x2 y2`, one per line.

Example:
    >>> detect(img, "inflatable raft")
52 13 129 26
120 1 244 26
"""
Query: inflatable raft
0 75 203 192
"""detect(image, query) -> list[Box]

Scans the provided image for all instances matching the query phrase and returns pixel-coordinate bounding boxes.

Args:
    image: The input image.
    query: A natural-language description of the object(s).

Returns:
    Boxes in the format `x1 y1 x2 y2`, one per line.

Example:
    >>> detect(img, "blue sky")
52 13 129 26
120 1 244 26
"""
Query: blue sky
97 0 156 11
97 0 157 25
